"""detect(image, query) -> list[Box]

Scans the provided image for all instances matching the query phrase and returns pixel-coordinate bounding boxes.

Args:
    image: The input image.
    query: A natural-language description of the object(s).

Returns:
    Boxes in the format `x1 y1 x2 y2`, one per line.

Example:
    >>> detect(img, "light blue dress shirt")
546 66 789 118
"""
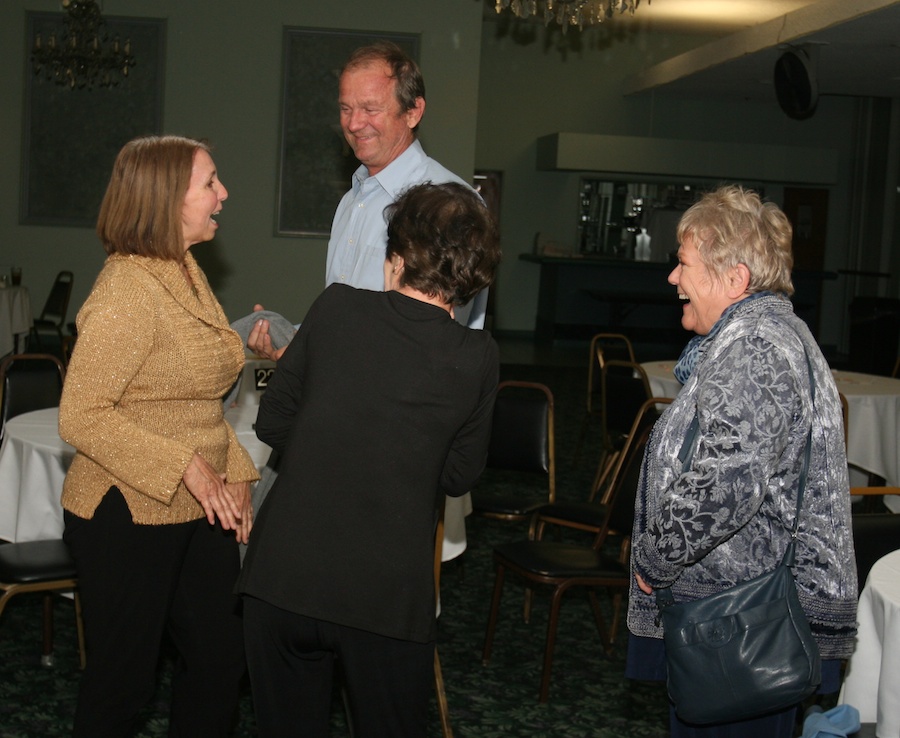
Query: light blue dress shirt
325 139 487 329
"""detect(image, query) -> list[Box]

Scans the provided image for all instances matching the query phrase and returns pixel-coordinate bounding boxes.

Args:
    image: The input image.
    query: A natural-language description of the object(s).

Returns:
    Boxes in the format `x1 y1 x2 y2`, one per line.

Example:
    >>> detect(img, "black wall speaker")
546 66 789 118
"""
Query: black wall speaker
774 47 818 120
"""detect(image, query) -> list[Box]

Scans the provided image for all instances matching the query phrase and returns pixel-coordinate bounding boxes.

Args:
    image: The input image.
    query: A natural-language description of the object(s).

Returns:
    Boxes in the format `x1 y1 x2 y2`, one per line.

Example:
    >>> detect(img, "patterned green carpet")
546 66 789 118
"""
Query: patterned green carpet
0 363 671 737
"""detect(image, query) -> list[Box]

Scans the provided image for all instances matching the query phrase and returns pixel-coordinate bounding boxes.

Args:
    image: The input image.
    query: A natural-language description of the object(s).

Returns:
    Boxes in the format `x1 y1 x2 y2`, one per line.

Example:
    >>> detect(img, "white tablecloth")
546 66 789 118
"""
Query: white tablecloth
641 361 900 505
0 406 269 544
0 405 471 560
840 548 900 737
0 286 32 357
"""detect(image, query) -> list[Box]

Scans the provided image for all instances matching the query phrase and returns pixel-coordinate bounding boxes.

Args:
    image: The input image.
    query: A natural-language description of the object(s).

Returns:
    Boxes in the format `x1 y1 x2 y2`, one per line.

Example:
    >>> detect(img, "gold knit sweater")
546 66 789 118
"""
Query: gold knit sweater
59 252 260 525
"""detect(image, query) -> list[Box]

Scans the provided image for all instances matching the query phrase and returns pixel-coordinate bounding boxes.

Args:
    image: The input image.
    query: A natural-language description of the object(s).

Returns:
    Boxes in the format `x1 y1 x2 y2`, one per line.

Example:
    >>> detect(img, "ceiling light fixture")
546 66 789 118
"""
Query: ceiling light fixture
494 0 647 32
31 0 135 90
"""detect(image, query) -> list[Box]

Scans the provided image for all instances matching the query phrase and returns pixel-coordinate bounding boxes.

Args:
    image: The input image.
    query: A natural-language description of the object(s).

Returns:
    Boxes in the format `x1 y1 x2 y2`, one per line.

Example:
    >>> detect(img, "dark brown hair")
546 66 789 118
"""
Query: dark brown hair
385 182 501 306
96 135 209 260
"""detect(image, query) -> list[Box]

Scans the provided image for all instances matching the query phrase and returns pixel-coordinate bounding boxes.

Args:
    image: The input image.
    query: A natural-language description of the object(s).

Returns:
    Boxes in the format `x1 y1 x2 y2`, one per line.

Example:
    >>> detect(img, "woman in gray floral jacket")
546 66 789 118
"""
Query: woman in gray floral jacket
626 185 857 738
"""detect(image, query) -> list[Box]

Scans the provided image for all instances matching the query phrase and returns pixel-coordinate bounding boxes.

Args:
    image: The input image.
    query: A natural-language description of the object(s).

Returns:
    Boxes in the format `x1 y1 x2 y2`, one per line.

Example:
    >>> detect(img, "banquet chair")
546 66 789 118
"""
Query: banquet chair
481 400 653 702
528 398 671 543
29 271 74 359
851 487 900 592
0 353 66 444
572 333 636 463
0 539 86 668
470 381 556 524
592 359 653 503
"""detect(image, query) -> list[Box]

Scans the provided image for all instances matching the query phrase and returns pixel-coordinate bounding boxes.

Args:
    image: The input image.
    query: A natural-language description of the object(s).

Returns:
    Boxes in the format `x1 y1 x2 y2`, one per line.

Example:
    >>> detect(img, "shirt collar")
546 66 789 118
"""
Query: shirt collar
350 139 426 199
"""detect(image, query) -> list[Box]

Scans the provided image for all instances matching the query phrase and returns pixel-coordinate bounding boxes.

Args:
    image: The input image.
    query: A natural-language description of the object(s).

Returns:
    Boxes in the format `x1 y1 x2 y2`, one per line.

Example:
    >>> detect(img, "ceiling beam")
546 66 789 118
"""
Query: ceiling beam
622 0 900 96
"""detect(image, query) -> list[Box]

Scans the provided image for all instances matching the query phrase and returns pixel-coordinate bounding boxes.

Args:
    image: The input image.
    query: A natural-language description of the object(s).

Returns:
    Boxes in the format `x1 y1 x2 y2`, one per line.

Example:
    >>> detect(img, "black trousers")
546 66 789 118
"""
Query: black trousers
243 597 434 738
64 487 245 738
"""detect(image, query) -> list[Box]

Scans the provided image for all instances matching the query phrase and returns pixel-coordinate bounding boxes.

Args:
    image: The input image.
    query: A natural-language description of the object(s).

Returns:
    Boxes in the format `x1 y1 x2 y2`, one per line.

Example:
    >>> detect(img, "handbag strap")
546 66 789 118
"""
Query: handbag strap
787 349 816 554
655 346 816 608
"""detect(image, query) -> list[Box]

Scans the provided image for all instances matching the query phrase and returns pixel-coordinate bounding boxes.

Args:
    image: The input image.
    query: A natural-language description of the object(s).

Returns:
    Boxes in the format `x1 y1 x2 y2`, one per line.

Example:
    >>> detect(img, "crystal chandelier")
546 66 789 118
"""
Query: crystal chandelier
31 0 136 89
494 0 647 32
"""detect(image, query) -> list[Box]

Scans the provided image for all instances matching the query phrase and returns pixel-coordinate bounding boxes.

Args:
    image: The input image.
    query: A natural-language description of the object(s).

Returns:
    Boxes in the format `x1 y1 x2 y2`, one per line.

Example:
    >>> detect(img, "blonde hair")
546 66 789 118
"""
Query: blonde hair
677 185 794 296
97 135 210 260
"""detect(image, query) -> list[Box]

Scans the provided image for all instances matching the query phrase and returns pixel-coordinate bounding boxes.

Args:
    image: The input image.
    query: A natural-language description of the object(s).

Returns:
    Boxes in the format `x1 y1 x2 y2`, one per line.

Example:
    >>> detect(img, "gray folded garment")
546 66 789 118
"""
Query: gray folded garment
224 310 296 407
230 309 297 351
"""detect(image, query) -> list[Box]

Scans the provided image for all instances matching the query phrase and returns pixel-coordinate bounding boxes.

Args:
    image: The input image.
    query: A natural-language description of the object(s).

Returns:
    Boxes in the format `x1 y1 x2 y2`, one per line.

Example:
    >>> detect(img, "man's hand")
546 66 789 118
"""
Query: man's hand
247 305 286 361
247 318 287 361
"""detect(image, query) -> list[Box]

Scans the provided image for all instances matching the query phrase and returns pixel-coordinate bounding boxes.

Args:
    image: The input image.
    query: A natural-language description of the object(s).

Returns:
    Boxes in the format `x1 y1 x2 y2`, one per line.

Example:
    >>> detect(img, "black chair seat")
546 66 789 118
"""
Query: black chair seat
473 494 547 518
495 540 627 579
0 540 77 584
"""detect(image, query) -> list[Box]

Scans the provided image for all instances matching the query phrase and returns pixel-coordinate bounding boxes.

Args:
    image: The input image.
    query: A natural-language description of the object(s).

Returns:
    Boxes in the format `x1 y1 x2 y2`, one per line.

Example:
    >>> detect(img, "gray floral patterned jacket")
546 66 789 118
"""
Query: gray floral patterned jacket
628 294 858 659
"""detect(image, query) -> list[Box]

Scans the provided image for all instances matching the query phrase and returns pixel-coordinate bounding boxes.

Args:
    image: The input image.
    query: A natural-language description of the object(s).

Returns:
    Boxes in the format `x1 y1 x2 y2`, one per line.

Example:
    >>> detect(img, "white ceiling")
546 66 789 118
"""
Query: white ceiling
487 0 900 102
624 0 900 101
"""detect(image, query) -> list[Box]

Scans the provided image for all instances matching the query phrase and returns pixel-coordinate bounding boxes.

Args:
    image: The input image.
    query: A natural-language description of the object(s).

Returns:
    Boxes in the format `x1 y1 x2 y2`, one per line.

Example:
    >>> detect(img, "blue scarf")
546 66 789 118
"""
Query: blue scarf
672 291 773 385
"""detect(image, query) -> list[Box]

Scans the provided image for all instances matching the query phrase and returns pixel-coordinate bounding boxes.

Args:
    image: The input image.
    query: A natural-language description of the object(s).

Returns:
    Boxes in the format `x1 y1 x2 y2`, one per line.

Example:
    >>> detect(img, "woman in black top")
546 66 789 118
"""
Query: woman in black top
238 182 501 738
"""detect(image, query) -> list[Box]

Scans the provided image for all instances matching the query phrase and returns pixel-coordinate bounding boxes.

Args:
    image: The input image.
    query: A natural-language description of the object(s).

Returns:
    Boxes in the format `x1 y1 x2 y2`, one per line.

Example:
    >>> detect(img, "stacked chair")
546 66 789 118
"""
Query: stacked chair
592 358 653 502
29 271 74 361
573 333 636 464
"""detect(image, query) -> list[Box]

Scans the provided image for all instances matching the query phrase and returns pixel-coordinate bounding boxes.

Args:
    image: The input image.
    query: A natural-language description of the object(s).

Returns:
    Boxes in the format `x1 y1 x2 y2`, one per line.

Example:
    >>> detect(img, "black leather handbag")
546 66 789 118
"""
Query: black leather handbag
654 357 822 725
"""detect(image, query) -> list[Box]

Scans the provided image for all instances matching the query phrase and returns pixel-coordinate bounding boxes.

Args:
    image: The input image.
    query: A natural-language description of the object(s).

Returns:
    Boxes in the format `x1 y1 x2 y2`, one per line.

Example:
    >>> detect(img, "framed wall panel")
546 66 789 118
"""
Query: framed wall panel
276 27 418 237
21 14 166 227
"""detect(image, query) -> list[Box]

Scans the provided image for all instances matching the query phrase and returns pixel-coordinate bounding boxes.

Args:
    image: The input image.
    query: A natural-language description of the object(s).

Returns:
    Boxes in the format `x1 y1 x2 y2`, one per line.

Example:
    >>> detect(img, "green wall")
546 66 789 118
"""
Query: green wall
0 0 483 326
1 2 891 354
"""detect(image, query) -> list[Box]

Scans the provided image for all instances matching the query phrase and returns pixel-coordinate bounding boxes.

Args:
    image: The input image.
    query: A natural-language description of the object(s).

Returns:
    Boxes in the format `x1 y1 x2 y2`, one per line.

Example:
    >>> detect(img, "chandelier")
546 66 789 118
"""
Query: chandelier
494 0 647 31
31 0 136 89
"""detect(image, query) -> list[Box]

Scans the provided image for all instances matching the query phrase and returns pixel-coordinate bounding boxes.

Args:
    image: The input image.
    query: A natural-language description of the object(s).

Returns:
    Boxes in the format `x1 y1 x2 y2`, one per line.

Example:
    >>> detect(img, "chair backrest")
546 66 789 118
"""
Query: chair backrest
600 359 652 447
0 353 66 442
39 271 74 327
594 397 671 549
852 514 900 592
486 380 556 503
838 392 849 450
586 333 636 414
851 485 900 591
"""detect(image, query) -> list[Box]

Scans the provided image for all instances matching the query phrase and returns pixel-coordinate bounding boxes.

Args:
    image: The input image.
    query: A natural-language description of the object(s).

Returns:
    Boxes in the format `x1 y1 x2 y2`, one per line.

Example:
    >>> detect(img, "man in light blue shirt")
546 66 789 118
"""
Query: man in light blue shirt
245 44 488 564
249 42 486 360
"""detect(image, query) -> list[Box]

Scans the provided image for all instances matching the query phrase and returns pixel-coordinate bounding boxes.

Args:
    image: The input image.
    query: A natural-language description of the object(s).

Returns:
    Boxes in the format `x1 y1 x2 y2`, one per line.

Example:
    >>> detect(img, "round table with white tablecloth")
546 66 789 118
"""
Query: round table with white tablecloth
0 405 471 561
840 549 900 737
0 406 268 544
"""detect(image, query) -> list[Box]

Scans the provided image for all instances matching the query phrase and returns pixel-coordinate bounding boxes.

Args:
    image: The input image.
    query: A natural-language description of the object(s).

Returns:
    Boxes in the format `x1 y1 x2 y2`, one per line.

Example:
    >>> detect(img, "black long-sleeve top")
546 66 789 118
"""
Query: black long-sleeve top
237 284 498 643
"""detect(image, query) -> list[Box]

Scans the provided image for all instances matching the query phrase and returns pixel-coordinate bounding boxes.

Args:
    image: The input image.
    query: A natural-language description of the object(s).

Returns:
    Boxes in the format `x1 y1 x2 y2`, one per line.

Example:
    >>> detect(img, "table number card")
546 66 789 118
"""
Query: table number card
254 365 276 391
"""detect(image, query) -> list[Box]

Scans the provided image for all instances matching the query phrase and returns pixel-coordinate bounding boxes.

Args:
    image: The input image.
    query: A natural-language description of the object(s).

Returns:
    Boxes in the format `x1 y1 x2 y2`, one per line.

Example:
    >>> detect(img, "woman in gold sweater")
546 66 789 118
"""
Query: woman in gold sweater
59 135 259 737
